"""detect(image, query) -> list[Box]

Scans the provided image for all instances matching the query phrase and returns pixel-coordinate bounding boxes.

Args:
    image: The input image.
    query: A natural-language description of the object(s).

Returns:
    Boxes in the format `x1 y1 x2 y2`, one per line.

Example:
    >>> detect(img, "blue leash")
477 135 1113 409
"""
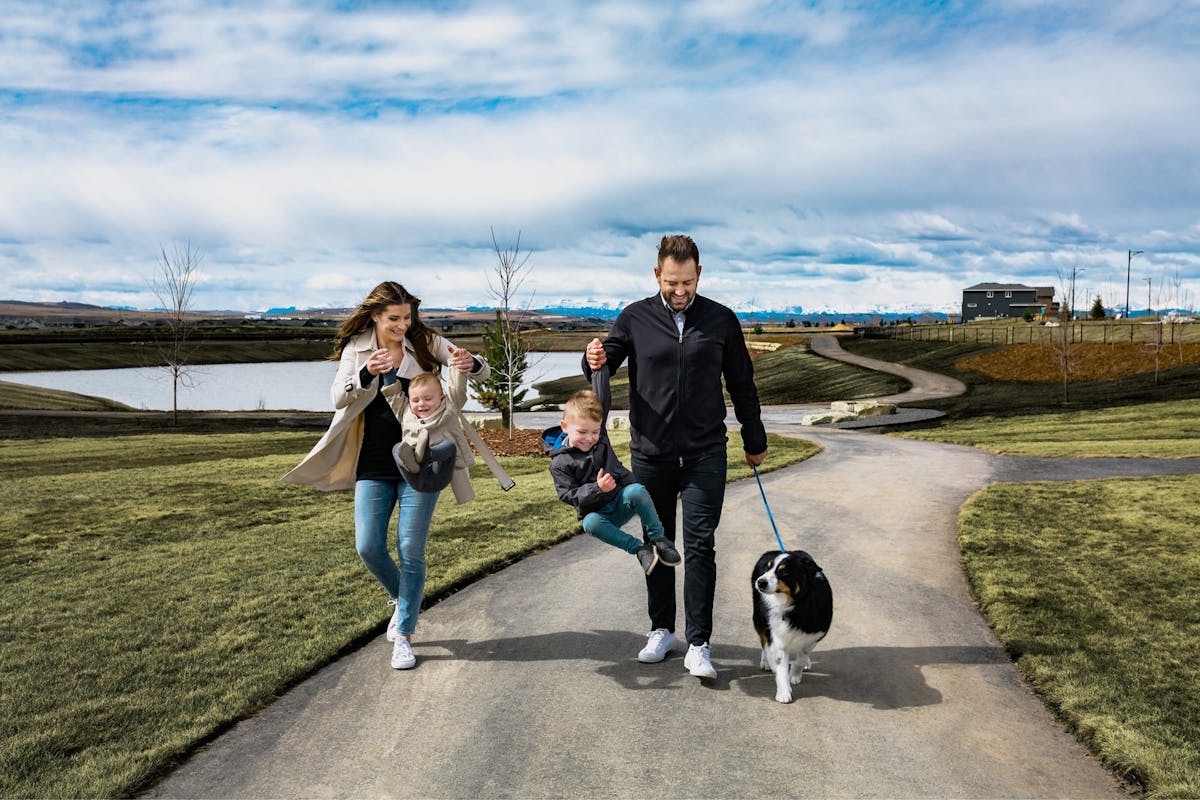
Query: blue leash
752 465 788 553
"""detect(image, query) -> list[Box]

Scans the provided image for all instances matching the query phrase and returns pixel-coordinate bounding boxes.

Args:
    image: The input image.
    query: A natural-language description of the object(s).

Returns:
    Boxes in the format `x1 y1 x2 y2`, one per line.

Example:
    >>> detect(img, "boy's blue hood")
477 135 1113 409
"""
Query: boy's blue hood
542 425 568 453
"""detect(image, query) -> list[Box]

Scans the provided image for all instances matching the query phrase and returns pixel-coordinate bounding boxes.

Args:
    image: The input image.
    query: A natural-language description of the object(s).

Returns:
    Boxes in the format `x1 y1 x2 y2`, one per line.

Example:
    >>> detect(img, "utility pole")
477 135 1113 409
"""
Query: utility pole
1146 276 1153 319
1126 249 1143 319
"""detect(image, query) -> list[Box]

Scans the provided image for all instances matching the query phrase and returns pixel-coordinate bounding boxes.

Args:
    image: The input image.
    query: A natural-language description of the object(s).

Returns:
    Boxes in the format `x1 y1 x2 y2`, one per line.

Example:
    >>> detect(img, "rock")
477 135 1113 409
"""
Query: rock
800 410 858 426
831 400 896 417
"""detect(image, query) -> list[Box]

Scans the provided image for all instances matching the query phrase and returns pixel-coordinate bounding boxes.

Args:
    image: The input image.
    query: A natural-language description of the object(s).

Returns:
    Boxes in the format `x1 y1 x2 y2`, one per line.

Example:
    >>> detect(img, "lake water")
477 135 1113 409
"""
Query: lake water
1 351 587 412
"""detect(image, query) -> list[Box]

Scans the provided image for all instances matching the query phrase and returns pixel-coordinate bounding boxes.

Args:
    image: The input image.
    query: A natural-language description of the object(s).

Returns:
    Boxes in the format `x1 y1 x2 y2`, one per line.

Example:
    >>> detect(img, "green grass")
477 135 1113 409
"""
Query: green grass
959 476 1200 798
0 430 817 798
895 398 1200 457
0 379 135 411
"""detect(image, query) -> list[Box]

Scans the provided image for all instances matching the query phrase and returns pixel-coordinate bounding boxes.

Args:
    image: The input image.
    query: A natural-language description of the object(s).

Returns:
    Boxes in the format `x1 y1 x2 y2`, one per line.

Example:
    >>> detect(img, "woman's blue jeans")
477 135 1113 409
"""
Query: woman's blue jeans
354 479 440 637
581 483 666 554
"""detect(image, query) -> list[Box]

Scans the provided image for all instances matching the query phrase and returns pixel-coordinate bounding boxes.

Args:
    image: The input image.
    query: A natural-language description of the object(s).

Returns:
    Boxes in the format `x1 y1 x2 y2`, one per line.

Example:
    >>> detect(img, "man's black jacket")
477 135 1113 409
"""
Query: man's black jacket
585 293 767 460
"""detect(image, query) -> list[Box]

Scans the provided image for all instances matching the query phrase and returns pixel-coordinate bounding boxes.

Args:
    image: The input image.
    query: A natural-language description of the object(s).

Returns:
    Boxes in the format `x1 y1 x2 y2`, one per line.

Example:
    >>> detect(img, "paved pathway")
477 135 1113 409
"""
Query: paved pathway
146 421 1193 798
808 334 967 405
146 337 1192 798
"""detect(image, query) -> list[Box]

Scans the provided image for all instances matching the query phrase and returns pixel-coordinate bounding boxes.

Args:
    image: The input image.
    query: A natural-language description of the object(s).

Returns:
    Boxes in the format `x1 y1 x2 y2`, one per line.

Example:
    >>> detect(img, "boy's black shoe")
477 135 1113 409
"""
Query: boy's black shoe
635 545 660 575
652 537 681 567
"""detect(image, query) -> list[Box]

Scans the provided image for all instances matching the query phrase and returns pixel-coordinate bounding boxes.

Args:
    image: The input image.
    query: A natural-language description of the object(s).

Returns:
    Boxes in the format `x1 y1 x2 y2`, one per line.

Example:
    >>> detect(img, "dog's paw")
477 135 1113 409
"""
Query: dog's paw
803 655 813 671
759 650 771 672
789 671 803 686
774 689 793 704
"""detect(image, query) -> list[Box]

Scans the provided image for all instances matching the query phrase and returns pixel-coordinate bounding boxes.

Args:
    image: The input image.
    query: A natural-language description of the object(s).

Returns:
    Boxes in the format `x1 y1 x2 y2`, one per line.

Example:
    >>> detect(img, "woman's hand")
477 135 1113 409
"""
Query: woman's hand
448 345 475 373
366 348 399 375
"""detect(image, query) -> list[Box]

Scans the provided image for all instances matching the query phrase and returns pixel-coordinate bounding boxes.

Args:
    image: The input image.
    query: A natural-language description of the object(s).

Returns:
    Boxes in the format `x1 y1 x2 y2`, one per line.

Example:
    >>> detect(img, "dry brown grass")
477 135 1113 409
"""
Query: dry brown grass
956 342 1200 382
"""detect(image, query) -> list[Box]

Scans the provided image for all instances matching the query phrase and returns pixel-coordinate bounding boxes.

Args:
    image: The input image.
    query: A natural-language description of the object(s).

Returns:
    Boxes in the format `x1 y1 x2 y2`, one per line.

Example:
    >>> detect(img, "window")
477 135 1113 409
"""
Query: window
1005 291 1012 298
966 302 977 308
986 291 994 298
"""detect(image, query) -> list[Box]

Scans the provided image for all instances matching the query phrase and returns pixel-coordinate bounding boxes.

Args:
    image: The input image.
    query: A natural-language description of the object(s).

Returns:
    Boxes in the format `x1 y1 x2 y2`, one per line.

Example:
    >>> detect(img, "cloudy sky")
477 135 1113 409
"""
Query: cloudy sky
1 1 1197 315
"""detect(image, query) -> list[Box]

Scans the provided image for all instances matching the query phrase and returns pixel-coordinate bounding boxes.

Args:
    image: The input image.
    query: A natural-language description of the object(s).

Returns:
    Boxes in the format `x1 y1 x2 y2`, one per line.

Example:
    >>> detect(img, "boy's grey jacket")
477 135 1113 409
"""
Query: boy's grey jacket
544 370 633 519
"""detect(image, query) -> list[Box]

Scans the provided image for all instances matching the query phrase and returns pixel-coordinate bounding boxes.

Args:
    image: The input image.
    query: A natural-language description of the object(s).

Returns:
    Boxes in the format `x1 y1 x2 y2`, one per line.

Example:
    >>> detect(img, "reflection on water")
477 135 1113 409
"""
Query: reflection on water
1 352 586 412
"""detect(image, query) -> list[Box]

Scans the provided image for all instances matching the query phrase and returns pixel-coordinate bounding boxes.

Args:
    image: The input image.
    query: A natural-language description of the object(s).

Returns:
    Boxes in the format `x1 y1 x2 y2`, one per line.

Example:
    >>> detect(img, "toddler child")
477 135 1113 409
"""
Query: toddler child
543 370 681 574
393 370 473 498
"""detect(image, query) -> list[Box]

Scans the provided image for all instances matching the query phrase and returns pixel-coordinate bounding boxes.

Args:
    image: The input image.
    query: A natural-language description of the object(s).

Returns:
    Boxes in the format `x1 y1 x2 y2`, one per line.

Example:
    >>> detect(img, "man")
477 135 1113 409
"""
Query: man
584 234 767 679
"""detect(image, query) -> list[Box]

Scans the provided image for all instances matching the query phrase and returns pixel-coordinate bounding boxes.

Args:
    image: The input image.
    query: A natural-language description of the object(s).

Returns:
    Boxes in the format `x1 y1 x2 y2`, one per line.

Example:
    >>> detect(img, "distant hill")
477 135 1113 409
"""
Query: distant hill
2 299 951 328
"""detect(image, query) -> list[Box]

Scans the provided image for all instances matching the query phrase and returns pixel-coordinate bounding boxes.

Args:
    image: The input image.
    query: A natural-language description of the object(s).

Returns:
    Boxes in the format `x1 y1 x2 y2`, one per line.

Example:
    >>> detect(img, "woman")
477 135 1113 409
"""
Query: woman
283 281 486 670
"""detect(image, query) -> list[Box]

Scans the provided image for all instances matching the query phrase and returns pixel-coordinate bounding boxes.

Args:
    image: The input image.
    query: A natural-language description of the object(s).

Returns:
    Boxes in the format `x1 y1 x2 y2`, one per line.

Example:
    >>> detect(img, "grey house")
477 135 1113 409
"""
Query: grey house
961 283 1054 321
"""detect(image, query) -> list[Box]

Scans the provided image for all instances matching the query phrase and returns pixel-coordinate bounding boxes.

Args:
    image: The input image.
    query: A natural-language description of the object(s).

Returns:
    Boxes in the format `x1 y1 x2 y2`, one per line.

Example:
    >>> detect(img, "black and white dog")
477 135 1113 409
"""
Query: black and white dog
752 550 833 703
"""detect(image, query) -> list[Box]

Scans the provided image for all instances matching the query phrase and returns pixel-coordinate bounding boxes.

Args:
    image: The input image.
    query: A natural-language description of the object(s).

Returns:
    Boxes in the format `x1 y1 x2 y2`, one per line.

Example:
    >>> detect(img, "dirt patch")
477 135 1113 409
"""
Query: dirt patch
476 426 548 457
956 342 1200 382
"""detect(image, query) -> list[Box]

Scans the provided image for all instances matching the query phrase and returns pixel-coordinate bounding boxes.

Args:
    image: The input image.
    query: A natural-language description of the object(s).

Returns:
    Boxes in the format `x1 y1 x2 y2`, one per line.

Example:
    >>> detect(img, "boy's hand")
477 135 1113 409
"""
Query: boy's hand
596 468 617 492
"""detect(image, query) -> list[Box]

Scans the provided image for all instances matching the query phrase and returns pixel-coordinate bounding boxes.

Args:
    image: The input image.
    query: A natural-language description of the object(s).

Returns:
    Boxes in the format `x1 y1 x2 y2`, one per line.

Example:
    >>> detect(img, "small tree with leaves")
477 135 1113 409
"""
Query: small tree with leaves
1090 295 1106 320
152 241 203 425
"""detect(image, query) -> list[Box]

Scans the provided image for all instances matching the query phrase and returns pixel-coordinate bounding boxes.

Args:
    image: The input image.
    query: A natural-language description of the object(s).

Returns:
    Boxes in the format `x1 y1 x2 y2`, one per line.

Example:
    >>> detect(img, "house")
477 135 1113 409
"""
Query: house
961 283 1055 321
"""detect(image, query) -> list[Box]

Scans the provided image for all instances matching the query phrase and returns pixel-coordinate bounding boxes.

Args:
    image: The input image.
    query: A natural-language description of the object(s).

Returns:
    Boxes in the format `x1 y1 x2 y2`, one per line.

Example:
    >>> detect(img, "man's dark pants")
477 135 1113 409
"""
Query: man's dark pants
631 447 727 647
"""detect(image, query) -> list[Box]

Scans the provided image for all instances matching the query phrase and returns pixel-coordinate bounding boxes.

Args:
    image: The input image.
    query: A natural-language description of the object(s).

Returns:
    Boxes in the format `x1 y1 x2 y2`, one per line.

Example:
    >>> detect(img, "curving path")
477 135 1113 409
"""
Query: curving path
808 334 967 405
143 414 1200 798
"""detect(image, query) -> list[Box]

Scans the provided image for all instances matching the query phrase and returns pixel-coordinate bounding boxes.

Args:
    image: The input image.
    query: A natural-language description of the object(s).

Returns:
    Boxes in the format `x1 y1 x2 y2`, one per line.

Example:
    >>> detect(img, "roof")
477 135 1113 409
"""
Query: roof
963 283 1036 291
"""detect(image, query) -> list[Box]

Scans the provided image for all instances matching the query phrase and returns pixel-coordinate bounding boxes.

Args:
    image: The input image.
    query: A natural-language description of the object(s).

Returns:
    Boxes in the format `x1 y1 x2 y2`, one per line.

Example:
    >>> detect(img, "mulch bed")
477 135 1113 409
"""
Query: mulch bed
475 426 548 457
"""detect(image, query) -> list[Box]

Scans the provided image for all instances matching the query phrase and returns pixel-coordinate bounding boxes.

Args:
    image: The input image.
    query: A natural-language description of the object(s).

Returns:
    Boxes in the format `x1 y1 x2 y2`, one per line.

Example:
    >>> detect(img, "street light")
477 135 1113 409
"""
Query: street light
1126 249 1144 319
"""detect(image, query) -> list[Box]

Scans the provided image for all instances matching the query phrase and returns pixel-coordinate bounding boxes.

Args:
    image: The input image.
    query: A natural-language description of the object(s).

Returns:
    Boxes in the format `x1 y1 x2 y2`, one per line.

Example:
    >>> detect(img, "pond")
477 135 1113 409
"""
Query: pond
1 352 587 412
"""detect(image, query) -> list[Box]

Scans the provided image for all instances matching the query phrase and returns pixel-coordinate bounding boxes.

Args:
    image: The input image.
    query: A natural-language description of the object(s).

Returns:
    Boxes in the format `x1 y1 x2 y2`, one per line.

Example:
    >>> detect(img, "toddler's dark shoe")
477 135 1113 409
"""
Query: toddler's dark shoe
395 442 420 473
635 544 660 575
652 537 681 567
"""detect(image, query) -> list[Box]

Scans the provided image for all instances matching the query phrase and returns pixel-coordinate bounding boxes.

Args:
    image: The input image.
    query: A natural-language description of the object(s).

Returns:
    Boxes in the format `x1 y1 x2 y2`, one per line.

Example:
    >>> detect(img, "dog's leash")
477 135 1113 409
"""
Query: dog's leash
752 464 788 553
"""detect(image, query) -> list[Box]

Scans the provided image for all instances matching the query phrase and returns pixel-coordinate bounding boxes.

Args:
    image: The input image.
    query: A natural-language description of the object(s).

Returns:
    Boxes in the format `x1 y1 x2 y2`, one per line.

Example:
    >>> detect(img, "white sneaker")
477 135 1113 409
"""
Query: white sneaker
391 636 416 670
684 642 718 680
637 628 676 663
386 600 399 642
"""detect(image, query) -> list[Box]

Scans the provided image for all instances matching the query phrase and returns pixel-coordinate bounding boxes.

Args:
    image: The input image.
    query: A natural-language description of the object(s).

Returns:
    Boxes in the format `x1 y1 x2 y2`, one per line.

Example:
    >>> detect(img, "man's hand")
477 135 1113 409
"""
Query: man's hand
596 468 617 493
585 337 607 371
745 449 767 468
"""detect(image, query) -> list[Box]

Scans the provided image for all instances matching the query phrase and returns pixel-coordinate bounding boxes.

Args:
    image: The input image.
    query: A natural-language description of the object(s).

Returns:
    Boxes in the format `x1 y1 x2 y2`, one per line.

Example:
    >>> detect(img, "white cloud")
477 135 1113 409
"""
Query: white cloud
0 0 1196 314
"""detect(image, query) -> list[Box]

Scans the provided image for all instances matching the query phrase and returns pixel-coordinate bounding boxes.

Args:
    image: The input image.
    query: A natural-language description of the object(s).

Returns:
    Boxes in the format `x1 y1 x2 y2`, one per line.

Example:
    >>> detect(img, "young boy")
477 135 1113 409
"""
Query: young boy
544 370 681 574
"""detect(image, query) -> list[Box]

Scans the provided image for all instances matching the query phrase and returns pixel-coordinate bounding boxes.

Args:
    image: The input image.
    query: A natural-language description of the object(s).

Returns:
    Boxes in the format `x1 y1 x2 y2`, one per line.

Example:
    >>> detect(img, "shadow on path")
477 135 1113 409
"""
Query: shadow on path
421 629 1009 711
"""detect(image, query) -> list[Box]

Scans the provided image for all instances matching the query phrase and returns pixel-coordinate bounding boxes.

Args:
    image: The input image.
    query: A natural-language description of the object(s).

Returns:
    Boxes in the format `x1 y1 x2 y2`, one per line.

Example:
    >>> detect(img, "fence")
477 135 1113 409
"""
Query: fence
864 321 1200 346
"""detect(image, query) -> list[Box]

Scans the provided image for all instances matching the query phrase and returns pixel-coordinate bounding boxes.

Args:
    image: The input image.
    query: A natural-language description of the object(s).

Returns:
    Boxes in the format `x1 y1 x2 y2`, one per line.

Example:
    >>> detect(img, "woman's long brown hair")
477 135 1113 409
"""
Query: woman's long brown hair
332 281 438 372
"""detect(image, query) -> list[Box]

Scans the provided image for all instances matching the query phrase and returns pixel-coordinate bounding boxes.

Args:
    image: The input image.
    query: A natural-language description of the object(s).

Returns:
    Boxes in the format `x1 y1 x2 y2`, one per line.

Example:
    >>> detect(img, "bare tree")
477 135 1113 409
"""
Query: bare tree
473 228 538 437
1051 270 1086 403
152 241 203 425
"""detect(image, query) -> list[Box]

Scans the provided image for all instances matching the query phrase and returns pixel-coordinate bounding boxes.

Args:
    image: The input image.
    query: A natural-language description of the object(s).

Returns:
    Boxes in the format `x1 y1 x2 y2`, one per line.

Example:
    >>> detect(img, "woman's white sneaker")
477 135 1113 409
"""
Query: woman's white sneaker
386 600 400 642
391 636 416 670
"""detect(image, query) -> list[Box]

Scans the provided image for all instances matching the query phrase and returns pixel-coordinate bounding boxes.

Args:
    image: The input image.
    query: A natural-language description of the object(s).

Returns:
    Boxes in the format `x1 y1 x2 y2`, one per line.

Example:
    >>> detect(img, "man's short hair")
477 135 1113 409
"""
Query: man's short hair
564 389 603 422
657 234 700 268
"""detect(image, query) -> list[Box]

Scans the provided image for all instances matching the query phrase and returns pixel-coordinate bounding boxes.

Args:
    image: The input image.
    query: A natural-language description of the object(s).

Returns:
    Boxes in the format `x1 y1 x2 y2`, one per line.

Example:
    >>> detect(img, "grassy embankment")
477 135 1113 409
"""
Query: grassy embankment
861 338 1200 798
0 428 818 798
